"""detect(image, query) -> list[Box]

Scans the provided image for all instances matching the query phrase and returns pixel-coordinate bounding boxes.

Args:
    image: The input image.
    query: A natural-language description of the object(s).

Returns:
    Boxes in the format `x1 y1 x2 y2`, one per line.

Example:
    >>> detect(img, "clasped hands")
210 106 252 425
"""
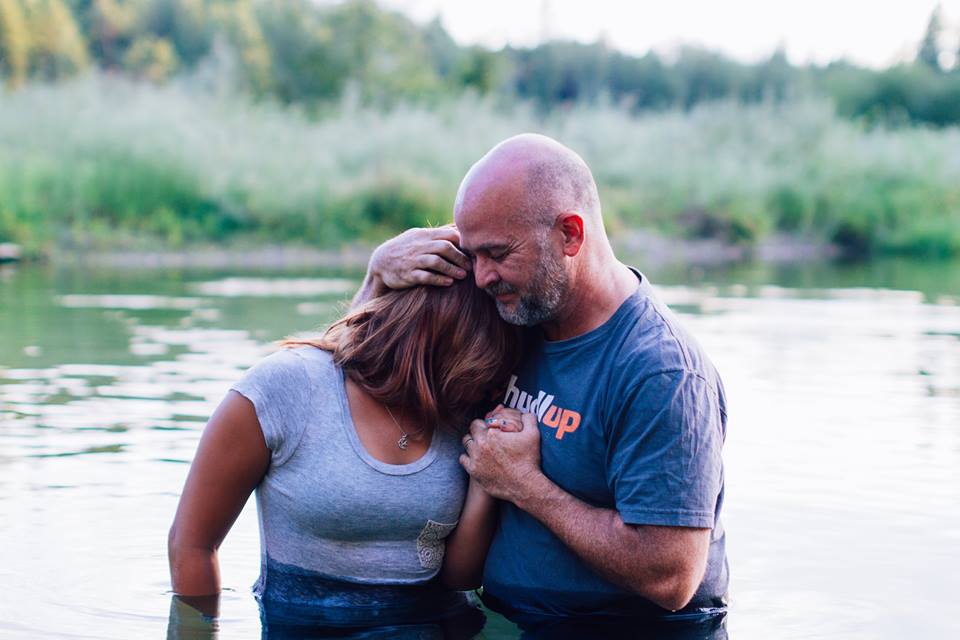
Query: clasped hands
460 405 543 504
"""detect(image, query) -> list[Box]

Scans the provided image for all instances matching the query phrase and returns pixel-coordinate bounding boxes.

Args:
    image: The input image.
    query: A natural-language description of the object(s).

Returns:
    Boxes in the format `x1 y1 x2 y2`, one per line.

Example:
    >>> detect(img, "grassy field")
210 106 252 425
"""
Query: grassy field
2 75 959 258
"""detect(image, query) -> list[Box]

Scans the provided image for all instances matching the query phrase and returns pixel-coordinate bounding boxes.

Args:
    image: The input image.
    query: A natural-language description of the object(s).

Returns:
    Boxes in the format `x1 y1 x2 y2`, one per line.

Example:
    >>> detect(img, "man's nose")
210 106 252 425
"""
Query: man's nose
473 256 499 289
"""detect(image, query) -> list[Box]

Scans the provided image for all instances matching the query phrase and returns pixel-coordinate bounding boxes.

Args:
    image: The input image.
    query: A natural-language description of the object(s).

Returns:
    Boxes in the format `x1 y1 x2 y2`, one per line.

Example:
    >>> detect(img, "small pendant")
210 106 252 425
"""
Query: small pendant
397 434 409 450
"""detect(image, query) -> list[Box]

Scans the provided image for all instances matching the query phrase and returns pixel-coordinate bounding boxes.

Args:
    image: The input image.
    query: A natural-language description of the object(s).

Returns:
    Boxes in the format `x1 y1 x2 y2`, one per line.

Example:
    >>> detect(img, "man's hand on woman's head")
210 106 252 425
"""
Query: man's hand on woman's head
369 226 471 291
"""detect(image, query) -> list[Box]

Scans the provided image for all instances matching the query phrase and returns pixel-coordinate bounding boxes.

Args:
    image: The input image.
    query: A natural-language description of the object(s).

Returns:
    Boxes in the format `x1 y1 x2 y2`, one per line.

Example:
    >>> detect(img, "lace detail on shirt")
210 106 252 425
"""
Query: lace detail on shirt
416 520 457 570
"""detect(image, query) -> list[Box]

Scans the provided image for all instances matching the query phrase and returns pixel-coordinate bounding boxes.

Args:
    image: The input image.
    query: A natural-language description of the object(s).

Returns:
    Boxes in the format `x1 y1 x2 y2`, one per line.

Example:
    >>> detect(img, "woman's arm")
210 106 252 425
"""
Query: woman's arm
439 478 499 591
168 391 271 596
439 406 522 590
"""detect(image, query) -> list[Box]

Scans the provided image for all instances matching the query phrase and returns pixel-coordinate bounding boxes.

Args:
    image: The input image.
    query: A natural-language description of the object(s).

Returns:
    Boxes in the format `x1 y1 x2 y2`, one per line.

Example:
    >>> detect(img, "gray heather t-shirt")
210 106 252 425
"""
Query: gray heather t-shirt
231 346 468 589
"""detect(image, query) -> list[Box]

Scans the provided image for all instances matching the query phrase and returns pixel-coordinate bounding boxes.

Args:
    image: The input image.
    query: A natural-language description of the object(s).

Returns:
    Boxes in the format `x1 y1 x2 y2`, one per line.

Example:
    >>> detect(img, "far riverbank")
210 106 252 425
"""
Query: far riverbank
39 231 837 272
4 80 959 262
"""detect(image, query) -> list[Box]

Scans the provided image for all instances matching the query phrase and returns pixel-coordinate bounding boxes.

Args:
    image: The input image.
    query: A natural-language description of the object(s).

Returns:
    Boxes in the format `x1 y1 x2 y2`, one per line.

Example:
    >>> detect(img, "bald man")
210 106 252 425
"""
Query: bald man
358 134 728 631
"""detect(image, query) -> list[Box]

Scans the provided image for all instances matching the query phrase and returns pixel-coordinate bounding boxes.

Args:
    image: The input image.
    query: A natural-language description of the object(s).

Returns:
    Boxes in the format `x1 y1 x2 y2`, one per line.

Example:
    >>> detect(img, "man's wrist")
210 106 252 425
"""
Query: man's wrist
366 244 388 287
360 268 388 298
367 271 387 295
510 469 556 514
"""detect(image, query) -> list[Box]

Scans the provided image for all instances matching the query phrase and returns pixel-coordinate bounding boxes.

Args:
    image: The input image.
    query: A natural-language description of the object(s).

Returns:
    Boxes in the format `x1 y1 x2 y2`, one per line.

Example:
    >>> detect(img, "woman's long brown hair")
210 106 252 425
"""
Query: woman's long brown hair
284 278 522 431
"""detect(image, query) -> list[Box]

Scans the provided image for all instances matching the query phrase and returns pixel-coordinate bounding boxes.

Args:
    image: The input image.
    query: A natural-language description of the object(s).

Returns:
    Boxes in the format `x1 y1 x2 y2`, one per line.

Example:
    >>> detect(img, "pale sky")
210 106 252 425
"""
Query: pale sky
380 0 960 68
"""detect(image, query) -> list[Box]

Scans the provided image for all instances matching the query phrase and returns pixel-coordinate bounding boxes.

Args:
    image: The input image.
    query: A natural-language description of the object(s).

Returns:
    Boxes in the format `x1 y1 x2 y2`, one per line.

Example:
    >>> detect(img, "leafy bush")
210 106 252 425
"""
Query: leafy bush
2 76 958 258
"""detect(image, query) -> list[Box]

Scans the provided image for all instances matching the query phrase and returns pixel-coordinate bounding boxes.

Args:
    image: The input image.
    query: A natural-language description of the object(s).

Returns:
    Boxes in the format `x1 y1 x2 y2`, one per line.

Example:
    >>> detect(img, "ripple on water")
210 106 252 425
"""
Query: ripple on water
190 277 356 297
58 294 206 310
3 273 959 639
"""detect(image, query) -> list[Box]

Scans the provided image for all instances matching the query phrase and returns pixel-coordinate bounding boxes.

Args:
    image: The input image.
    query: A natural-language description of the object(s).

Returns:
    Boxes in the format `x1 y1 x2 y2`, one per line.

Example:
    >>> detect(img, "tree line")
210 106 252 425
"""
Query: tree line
2 0 960 125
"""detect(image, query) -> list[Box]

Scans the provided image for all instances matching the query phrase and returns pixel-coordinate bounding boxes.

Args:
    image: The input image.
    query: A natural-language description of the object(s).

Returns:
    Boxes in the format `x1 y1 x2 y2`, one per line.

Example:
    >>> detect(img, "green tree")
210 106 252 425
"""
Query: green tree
85 0 137 68
209 0 271 95
324 0 441 103
741 48 792 102
24 0 89 79
513 41 610 107
123 33 176 81
672 47 746 109
138 0 211 67
607 51 675 110
422 16 458 80
917 4 943 71
455 46 502 94
255 0 347 103
0 0 31 87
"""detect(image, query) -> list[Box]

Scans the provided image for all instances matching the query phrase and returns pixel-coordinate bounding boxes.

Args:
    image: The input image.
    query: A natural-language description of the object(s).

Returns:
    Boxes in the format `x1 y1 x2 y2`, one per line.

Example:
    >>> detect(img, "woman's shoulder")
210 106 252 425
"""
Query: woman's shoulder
230 345 340 428
231 345 338 466
285 343 334 367
242 345 335 385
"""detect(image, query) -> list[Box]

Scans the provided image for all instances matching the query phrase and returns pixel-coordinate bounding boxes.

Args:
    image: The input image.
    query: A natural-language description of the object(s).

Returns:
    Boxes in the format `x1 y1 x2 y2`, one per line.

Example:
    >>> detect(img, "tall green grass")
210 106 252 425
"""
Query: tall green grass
2 75 959 257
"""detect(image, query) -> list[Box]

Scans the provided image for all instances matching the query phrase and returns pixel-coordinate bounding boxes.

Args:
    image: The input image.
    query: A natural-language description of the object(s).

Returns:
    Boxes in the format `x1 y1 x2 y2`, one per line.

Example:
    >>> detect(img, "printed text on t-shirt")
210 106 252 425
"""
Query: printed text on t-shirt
502 375 581 439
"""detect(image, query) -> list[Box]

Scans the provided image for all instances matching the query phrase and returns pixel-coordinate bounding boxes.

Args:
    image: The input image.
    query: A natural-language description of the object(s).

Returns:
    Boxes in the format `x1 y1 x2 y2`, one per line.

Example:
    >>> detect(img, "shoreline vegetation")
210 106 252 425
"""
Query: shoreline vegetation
39 231 835 271
2 1 959 264
2 76 959 262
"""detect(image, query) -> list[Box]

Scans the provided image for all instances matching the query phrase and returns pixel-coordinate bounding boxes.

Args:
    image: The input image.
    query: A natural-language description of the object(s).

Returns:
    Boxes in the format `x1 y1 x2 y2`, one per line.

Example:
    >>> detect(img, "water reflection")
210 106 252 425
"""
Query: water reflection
167 593 487 640
59 294 207 310
1 260 958 638
166 595 727 640
190 277 355 297
167 596 219 640
507 615 727 640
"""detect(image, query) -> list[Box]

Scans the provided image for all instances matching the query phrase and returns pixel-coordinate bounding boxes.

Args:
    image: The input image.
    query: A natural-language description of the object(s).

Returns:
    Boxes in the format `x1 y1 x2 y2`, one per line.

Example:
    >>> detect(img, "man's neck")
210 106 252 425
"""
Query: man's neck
540 260 638 342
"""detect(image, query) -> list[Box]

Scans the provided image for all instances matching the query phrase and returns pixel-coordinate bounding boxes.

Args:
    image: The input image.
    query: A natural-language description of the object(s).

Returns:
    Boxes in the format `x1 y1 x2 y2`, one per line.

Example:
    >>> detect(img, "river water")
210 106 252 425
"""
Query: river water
1 257 958 639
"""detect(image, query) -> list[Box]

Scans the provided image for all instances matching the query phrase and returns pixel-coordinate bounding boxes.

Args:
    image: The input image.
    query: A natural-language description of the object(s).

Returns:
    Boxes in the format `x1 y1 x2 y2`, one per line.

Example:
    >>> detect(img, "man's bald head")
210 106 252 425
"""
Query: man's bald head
452 134 609 327
454 134 601 232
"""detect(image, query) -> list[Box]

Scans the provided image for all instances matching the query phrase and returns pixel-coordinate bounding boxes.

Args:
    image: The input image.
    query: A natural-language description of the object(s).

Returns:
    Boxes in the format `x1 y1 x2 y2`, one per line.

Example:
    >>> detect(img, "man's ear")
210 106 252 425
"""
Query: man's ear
556 213 585 257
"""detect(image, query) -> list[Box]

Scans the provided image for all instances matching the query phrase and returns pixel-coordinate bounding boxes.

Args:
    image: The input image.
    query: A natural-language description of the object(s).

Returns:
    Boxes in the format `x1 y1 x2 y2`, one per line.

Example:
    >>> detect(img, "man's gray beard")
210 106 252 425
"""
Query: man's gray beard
486 251 567 327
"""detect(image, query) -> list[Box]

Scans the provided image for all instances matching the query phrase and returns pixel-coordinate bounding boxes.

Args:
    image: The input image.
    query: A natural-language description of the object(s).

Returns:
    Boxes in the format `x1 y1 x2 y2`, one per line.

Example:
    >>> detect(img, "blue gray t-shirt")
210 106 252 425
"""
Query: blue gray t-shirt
230 346 474 625
482 271 728 618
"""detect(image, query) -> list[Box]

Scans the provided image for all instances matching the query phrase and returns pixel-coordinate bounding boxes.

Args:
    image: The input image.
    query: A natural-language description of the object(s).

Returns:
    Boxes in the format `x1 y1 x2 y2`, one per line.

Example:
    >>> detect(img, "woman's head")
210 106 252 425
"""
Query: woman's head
289 278 522 430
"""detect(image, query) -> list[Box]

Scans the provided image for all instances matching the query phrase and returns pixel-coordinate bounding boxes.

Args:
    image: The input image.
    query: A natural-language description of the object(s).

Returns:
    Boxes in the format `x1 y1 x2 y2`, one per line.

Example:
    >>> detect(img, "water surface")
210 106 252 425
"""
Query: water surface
1 257 958 638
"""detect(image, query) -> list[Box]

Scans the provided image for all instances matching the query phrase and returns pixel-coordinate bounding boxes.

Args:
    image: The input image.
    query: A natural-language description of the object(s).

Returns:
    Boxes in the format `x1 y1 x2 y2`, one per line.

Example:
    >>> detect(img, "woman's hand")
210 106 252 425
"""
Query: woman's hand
460 411 543 505
483 404 524 432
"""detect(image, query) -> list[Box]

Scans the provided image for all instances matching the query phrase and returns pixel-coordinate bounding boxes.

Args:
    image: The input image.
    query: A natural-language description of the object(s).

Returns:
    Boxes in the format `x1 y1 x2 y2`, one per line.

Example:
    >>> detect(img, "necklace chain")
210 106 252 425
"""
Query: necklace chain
385 406 425 450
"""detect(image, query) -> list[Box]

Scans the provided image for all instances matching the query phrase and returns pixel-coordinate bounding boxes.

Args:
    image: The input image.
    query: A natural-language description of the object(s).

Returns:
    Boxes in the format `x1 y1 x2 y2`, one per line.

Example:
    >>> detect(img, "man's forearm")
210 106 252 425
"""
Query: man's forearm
513 473 705 611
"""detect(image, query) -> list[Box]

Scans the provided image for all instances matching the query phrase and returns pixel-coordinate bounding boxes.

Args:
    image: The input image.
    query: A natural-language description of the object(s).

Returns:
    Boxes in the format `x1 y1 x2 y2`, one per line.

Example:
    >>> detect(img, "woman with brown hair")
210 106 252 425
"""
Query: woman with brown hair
167 276 523 635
